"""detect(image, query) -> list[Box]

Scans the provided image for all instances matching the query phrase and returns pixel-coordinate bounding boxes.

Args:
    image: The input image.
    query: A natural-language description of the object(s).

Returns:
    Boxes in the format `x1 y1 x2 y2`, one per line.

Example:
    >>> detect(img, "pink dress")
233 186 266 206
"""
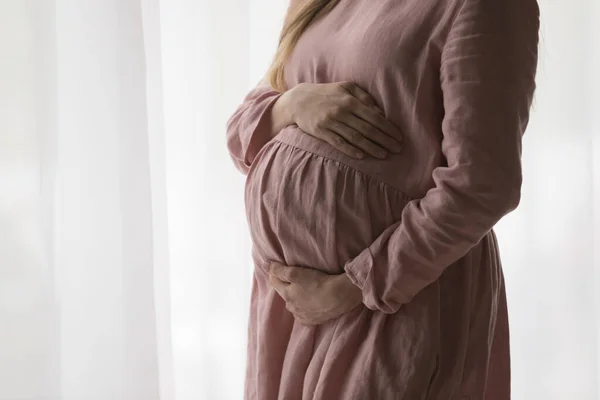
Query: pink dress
226 0 539 398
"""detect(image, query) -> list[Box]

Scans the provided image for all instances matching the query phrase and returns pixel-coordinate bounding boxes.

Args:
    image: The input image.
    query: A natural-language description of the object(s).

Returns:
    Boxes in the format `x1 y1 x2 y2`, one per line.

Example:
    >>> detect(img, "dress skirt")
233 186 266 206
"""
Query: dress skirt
243 126 510 400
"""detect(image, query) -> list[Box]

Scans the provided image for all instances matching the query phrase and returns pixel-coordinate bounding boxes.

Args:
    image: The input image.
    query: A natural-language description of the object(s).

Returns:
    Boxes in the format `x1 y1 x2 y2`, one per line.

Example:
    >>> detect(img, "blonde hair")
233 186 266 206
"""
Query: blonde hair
266 0 340 92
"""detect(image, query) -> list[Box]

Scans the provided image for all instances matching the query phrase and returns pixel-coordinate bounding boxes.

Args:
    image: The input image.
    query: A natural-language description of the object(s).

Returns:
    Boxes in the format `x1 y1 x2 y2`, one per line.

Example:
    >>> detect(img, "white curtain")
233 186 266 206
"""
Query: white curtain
0 1 597 399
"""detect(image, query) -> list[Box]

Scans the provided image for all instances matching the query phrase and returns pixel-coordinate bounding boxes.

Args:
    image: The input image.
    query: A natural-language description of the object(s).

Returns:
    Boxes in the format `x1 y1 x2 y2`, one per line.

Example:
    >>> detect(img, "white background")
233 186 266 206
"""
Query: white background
0 0 598 399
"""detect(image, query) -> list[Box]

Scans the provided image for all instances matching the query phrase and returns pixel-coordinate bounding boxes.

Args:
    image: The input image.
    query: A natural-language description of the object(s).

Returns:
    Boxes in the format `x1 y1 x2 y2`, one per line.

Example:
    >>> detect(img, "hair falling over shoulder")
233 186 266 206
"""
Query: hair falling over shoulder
266 0 340 92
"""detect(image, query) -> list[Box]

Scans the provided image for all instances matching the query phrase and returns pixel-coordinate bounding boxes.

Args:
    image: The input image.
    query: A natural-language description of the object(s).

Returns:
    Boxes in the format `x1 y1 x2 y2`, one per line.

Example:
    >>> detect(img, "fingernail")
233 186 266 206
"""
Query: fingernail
356 152 364 159
378 150 388 159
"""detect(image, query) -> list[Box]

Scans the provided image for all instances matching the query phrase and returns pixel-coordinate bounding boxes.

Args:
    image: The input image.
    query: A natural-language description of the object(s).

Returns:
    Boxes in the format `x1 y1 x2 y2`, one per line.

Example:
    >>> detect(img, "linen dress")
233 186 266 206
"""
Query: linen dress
226 0 539 398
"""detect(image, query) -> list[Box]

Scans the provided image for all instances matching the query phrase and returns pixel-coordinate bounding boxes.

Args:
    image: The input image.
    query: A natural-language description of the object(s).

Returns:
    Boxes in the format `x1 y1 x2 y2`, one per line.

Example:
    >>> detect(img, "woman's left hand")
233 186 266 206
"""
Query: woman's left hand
268 261 363 326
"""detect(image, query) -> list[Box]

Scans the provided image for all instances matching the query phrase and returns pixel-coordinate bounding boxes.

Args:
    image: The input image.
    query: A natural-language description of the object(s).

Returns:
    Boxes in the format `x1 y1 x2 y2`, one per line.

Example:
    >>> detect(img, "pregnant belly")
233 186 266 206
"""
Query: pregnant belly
243 134 443 399
244 136 411 275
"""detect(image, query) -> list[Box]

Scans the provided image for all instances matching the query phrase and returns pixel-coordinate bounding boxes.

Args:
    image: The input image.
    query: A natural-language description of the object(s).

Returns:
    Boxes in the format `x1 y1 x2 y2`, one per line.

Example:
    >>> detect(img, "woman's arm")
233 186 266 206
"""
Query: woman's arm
226 83 294 174
225 0 300 174
226 1 406 174
343 0 540 314
226 80 406 174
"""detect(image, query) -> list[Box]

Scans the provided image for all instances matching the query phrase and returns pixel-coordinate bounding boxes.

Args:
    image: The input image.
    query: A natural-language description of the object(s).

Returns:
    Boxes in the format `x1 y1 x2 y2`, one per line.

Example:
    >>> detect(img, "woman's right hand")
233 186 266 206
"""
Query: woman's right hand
279 81 403 159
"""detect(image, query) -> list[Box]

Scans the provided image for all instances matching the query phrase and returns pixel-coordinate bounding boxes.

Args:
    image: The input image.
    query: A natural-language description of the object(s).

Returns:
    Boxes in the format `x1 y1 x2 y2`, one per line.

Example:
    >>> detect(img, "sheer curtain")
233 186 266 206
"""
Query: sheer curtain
0 1 597 399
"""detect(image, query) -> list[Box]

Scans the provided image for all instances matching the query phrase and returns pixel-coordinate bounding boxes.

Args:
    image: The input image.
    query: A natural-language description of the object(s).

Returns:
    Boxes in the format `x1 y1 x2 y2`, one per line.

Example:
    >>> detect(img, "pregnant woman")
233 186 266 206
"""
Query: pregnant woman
226 0 539 398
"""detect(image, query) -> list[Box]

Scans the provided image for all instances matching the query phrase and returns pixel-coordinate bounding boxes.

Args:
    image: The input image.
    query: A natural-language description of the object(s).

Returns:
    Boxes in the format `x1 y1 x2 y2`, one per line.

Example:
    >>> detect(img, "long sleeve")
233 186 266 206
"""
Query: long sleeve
343 0 540 314
225 0 301 174
226 84 283 174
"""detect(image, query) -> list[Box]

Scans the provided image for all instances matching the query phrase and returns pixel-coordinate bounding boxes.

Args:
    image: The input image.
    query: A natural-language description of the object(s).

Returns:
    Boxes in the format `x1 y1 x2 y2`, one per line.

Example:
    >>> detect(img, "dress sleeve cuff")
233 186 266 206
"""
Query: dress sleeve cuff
243 92 283 167
344 246 408 313
344 247 374 295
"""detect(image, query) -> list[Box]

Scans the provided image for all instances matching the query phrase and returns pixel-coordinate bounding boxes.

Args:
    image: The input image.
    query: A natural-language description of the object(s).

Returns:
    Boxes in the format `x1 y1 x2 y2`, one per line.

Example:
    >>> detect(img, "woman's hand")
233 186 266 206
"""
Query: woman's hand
268 261 363 326
279 81 404 159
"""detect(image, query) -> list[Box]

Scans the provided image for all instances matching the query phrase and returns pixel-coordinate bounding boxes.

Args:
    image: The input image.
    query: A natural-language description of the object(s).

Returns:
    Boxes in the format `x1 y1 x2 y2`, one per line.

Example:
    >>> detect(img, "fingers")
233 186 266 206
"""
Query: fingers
285 303 322 326
337 82 403 154
340 81 381 114
270 272 319 325
269 262 300 282
317 128 366 159
268 263 321 325
342 111 404 154
269 273 290 300
326 120 388 159
347 102 403 153
296 317 321 326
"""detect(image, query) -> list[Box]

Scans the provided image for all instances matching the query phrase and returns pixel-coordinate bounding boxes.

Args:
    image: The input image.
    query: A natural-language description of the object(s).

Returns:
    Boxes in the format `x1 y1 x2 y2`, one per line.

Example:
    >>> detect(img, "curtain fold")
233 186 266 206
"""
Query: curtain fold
141 1 175 399
0 0 598 399
53 0 160 398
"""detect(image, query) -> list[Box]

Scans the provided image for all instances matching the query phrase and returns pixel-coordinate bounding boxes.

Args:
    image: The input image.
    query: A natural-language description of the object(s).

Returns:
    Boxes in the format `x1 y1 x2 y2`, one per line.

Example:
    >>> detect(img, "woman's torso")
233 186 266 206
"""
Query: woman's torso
246 0 462 274
242 1 507 399
271 0 461 198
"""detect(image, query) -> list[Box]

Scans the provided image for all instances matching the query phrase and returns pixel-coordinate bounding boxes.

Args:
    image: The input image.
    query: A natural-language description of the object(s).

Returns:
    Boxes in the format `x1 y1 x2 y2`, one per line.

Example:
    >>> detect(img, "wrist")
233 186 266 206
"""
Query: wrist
277 88 297 125
268 92 294 139
335 273 363 304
